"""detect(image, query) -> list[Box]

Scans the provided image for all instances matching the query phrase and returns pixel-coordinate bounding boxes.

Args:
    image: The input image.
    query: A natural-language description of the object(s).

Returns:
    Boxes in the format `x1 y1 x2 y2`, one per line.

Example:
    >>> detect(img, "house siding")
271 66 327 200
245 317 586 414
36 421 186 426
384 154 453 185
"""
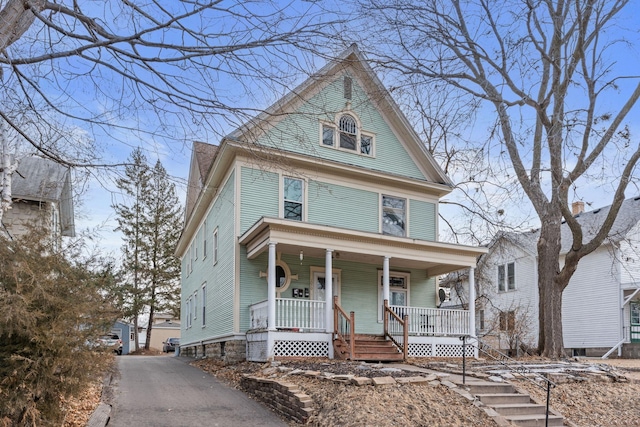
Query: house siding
254 73 428 182
563 246 620 348
307 180 378 233
478 240 539 346
619 222 640 287
409 200 436 241
181 170 236 343
240 166 279 234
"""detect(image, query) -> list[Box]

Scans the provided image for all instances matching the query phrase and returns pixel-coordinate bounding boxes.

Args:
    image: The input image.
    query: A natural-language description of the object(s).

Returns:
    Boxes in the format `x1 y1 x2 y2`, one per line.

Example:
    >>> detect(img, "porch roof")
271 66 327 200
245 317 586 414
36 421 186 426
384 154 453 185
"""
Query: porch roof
238 217 487 277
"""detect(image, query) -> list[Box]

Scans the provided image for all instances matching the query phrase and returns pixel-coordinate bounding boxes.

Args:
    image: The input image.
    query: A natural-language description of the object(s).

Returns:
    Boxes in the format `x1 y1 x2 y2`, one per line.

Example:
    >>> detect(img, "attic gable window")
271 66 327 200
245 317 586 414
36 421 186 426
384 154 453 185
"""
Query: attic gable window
498 262 515 292
339 114 357 150
320 113 375 156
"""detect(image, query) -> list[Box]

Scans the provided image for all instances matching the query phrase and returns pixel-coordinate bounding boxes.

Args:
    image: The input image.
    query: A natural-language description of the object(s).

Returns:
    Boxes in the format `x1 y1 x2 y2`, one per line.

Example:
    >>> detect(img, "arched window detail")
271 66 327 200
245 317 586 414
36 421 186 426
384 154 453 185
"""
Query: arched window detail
339 114 357 150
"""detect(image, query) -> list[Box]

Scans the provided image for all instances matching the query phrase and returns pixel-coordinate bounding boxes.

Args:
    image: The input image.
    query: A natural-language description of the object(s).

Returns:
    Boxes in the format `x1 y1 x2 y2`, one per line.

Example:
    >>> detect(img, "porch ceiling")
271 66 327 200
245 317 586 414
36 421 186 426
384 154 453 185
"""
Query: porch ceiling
238 217 487 277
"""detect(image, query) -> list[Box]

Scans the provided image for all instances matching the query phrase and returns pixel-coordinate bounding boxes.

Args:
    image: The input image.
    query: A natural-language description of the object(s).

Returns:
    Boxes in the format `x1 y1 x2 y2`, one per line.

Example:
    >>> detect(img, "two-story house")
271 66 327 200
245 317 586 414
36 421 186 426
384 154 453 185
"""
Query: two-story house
459 198 640 358
2 156 75 243
176 45 487 363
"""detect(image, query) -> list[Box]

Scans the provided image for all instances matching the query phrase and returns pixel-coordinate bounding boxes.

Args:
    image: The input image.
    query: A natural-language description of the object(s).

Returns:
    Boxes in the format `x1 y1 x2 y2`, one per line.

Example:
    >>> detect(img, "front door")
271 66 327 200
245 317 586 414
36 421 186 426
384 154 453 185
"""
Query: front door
312 272 340 302
631 302 640 342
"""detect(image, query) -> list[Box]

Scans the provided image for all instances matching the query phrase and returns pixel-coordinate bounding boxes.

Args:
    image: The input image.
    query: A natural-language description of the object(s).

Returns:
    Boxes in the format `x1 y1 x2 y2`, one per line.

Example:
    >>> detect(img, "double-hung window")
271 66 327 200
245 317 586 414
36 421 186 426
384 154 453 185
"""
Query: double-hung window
283 177 303 221
499 310 516 331
213 228 218 265
382 195 406 237
201 284 207 327
498 262 516 291
320 113 374 156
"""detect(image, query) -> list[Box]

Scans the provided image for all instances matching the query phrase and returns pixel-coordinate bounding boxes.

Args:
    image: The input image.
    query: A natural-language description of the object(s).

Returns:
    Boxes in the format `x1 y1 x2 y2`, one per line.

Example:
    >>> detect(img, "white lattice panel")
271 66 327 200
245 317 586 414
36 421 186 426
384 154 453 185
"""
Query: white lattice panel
435 343 474 357
408 343 433 357
274 340 329 357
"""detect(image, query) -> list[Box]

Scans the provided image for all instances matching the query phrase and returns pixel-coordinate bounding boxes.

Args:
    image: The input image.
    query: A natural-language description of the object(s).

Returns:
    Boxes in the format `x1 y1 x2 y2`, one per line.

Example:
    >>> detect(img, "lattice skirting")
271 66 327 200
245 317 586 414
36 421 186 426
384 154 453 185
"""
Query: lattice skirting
408 343 474 357
274 340 329 358
408 343 433 357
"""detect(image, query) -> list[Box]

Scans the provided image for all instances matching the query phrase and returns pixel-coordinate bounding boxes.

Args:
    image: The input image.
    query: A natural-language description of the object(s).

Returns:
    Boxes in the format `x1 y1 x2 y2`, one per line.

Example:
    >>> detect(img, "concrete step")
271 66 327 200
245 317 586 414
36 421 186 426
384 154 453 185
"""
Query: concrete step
492 403 548 416
476 393 531 405
505 414 564 426
466 382 515 394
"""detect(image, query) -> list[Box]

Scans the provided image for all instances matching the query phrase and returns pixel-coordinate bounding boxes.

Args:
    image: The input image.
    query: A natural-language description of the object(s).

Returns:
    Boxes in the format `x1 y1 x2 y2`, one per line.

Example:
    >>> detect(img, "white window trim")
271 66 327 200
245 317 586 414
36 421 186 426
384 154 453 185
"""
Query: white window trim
281 176 306 221
309 266 342 302
497 262 516 292
203 220 208 259
380 194 408 237
318 114 376 157
194 290 198 320
377 270 411 322
213 227 219 265
201 283 207 328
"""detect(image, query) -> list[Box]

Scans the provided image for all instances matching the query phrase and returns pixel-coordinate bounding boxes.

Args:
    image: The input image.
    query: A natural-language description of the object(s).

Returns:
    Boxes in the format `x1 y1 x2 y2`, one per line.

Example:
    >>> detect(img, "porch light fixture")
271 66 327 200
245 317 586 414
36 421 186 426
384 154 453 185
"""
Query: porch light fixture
300 250 304 262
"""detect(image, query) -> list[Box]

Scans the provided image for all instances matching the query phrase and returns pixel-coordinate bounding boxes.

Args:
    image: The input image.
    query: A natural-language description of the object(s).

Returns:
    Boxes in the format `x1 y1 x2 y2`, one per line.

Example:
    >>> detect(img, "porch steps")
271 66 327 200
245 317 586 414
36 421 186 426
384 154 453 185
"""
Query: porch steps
334 334 404 362
463 382 565 426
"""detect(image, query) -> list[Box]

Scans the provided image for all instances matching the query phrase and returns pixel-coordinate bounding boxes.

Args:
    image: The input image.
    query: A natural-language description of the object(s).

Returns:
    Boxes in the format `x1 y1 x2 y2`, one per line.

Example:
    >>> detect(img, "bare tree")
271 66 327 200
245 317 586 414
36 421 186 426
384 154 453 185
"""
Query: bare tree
360 0 640 357
0 0 340 218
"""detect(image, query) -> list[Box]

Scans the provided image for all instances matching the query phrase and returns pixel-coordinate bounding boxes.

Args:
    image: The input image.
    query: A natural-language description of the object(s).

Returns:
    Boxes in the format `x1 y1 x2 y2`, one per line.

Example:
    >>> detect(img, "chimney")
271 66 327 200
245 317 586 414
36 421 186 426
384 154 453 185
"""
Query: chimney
572 201 585 215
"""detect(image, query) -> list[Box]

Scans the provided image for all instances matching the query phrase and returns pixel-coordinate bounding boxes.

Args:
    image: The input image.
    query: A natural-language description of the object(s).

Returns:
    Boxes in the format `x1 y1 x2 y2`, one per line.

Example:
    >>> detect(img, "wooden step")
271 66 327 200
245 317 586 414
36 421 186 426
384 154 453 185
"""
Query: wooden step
333 335 404 362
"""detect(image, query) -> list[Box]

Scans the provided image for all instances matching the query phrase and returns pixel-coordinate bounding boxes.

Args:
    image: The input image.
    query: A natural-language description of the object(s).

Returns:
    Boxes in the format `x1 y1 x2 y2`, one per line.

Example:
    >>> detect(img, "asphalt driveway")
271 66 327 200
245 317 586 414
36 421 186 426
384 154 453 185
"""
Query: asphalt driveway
107 355 286 427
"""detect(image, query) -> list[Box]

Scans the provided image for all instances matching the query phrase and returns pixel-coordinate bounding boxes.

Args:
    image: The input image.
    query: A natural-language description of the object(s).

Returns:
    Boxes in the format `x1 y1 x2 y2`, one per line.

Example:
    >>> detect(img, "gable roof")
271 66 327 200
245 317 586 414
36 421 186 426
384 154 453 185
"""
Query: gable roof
226 44 453 187
12 156 75 237
490 197 640 257
184 141 219 222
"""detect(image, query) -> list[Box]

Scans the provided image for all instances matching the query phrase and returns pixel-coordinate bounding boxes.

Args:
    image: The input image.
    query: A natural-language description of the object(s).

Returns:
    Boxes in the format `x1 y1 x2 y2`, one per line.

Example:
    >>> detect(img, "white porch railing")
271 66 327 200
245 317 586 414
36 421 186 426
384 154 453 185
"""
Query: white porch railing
389 305 470 336
249 299 326 331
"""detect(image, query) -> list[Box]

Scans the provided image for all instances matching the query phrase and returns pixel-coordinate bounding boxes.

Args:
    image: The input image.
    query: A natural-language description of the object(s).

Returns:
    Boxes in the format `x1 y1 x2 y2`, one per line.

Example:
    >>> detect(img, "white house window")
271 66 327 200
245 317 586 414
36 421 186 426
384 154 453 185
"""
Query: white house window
283 177 303 221
499 310 515 331
498 262 515 291
193 290 198 320
213 227 218 265
203 220 208 259
382 195 406 237
322 125 334 146
339 114 357 150
202 284 207 327
378 271 410 321
320 113 374 156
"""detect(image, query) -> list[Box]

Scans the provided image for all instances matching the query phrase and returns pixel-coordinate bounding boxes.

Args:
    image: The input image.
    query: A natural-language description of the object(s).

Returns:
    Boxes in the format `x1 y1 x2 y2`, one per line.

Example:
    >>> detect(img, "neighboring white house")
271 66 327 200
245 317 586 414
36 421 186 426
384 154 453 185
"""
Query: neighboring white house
2 156 75 242
447 198 640 358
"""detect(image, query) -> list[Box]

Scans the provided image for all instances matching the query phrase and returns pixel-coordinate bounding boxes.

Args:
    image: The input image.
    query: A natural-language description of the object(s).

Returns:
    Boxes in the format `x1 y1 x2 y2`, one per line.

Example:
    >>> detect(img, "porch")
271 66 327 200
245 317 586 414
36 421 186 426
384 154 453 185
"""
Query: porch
240 217 487 362
247 298 475 361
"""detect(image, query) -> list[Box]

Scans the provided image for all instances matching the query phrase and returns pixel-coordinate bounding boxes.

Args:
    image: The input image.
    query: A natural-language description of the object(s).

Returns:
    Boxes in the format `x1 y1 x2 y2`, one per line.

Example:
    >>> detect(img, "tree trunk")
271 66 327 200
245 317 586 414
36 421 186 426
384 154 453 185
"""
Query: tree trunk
537 214 566 358
145 304 154 351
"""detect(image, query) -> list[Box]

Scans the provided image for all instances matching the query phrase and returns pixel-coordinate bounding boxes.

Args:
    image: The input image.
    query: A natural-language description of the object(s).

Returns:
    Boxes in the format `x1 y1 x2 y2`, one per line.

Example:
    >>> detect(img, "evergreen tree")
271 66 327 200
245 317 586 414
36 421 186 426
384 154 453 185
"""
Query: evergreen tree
143 160 182 349
113 148 151 352
113 149 182 351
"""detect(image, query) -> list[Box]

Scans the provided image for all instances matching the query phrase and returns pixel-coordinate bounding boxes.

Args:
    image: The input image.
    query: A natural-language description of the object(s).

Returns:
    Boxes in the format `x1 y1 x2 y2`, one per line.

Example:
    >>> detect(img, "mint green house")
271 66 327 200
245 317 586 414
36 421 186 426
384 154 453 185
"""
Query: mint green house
176 46 486 362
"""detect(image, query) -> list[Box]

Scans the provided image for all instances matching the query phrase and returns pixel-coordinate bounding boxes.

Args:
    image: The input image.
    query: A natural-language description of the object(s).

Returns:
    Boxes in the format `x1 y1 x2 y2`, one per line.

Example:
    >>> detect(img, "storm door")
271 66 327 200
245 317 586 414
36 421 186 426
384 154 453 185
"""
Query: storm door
631 302 640 342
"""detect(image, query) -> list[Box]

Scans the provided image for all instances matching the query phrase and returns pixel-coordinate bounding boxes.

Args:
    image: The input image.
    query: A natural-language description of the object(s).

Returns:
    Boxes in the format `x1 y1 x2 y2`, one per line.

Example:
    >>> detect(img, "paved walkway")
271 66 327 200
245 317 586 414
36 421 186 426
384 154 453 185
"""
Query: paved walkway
107 356 286 427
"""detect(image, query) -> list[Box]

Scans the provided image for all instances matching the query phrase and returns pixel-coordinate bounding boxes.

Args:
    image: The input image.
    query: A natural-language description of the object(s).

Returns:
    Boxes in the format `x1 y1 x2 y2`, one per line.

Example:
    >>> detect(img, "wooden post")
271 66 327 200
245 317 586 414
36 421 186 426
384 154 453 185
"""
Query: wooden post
383 299 389 336
349 311 355 359
403 314 409 360
333 295 338 335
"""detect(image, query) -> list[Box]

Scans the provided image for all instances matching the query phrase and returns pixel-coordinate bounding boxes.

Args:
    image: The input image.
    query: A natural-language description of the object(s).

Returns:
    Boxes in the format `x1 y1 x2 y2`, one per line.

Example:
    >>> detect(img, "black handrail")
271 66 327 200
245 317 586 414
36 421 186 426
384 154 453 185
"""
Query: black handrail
462 336 556 427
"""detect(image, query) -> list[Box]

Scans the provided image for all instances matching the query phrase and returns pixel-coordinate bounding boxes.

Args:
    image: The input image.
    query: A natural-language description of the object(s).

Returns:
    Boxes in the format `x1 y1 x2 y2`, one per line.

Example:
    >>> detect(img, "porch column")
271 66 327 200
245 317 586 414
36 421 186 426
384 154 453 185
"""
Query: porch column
267 242 277 331
468 267 476 337
325 249 333 333
382 256 390 303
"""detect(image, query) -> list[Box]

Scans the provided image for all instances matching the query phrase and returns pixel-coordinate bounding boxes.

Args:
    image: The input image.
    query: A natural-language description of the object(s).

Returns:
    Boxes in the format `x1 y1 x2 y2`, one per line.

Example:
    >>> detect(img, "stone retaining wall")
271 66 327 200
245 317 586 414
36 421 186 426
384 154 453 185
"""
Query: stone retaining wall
240 376 314 424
